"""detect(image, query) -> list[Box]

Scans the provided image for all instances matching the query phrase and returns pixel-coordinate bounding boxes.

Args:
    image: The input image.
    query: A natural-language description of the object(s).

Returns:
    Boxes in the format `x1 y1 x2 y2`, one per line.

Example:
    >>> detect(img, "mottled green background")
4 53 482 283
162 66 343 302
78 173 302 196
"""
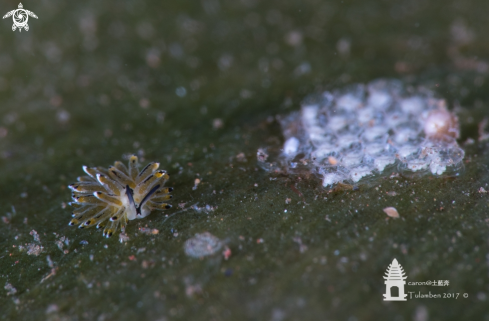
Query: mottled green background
1 0 489 320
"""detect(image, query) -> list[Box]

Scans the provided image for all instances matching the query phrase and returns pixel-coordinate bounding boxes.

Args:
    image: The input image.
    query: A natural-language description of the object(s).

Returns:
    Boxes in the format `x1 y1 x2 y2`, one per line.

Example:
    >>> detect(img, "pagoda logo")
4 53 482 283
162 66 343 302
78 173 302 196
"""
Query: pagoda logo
383 258 408 301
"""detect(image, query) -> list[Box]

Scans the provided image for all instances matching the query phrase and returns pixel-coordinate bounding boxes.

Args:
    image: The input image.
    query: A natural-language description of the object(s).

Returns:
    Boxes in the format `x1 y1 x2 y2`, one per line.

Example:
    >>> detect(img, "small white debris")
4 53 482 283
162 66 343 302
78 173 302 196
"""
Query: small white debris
26 243 44 256
119 232 130 243
184 232 223 258
46 255 54 268
212 118 224 130
292 237 308 253
383 207 400 218
190 203 217 213
479 187 487 194
257 148 269 162
45 304 59 314
285 30 303 46
336 38 351 57
175 86 187 97
56 109 70 124
283 137 300 156
4 283 17 296
236 152 247 162
54 236 69 253
139 228 159 235
30 230 40 242
192 178 201 190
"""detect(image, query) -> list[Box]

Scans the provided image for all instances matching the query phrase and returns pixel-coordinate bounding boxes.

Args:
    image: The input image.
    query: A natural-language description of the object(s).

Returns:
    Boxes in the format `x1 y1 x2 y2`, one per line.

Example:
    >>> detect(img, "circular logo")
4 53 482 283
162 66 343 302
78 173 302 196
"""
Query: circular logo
13 10 28 27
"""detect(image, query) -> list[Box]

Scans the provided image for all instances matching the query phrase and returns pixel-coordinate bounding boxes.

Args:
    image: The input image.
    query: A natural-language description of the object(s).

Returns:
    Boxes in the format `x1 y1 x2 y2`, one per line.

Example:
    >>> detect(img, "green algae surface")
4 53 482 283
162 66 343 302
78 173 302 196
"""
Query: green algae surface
1 0 489 320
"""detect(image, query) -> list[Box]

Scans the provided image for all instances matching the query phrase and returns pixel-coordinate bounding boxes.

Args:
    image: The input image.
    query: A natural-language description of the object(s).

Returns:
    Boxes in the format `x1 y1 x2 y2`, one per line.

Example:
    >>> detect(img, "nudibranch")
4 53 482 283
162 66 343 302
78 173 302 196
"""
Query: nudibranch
68 155 173 238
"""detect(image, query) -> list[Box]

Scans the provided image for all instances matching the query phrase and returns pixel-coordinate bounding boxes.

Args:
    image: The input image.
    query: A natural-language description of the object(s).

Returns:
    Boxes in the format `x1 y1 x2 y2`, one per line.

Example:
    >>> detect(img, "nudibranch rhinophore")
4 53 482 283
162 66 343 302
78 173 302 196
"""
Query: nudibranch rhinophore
68 155 173 238
259 79 465 187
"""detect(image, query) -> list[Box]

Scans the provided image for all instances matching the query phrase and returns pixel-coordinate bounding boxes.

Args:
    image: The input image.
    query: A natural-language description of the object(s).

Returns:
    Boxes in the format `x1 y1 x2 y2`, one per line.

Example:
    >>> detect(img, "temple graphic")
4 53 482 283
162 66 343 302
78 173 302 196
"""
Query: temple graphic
383 258 408 301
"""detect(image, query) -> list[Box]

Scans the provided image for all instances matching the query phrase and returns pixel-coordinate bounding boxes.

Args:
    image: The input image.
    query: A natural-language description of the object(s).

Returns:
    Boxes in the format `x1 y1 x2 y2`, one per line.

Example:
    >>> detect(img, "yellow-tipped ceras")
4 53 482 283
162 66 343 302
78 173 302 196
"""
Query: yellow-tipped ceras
68 155 173 238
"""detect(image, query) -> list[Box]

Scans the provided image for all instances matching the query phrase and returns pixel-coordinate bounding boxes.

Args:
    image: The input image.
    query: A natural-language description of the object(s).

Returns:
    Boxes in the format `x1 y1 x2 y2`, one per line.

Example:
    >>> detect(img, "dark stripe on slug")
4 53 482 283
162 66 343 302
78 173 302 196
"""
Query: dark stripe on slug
94 211 107 219
125 185 135 208
142 174 154 185
76 195 96 201
110 169 123 179
137 163 153 177
136 184 161 215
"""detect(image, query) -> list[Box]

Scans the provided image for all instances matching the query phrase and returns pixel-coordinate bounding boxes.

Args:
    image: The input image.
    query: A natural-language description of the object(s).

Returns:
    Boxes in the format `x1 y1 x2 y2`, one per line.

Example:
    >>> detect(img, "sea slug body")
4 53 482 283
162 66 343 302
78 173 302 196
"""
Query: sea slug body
68 155 173 238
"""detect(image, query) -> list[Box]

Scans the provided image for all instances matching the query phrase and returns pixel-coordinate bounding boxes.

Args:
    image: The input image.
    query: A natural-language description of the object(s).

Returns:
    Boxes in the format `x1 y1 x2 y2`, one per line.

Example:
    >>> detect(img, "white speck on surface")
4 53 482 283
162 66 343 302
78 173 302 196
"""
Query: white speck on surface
212 118 224 130
4 282 17 296
139 228 159 235
193 178 201 190
26 243 44 256
45 304 59 314
292 236 308 253
30 230 40 242
257 148 269 162
55 236 69 253
175 86 187 97
336 38 351 57
47 255 54 268
184 232 223 258
56 109 70 124
285 31 303 46
283 137 300 156
413 305 429 321
383 207 400 218
119 232 130 243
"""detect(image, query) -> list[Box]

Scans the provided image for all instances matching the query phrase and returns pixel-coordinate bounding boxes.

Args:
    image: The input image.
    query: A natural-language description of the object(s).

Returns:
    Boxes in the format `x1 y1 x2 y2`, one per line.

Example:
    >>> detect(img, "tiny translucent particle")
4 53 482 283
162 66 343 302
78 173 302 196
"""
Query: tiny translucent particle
259 79 465 187
67 155 173 238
